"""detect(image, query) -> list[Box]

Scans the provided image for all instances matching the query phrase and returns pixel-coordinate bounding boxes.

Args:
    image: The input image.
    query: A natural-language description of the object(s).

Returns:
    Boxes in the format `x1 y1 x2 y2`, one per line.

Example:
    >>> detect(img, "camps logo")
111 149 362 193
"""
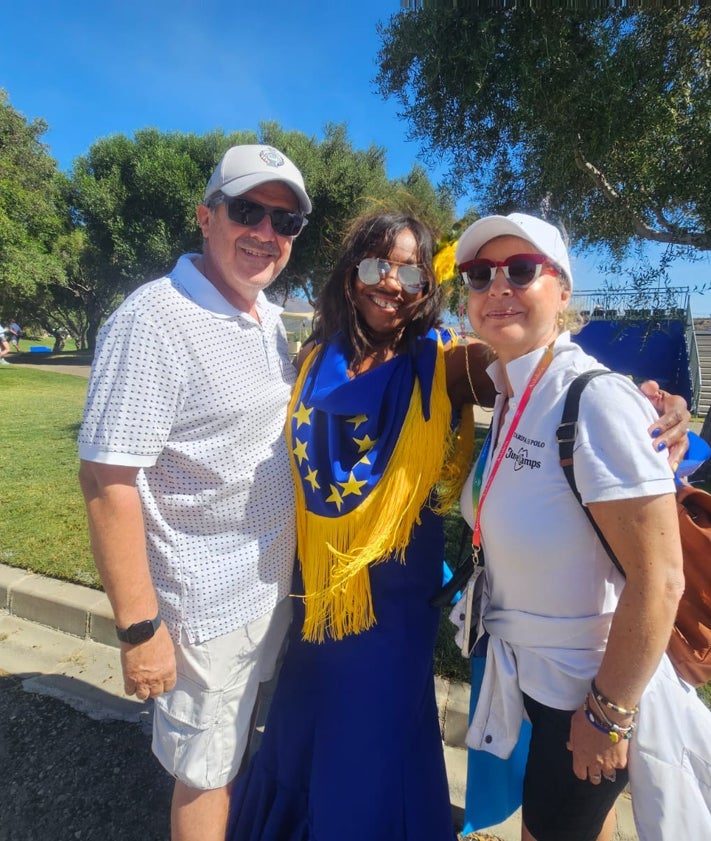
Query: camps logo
505 446 541 472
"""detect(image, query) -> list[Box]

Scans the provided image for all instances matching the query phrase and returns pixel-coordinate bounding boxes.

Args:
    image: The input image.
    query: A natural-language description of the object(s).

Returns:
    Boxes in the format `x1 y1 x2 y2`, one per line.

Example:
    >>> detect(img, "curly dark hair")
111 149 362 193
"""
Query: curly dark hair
312 211 443 368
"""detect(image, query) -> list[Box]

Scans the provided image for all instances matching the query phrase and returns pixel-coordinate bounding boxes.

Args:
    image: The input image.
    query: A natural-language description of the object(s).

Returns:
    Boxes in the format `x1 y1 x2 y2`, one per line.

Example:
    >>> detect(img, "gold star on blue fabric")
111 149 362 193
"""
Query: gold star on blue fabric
304 467 320 491
338 471 368 498
347 414 368 431
353 433 377 454
293 438 308 466
293 401 313 428
325 484 344 511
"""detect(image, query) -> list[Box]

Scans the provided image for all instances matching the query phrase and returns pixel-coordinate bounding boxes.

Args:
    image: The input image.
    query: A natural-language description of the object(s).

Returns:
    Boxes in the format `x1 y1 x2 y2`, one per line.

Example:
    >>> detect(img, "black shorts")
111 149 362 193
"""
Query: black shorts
522 694 629 841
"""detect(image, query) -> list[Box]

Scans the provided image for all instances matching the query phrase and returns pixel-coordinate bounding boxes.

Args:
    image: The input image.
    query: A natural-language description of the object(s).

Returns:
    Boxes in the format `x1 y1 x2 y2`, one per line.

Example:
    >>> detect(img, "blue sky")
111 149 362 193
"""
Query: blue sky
1 0 709 315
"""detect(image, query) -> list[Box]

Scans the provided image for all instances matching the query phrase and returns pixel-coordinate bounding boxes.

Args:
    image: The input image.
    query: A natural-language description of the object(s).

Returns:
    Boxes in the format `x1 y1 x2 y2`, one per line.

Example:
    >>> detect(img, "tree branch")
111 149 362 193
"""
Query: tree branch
573 139 711 249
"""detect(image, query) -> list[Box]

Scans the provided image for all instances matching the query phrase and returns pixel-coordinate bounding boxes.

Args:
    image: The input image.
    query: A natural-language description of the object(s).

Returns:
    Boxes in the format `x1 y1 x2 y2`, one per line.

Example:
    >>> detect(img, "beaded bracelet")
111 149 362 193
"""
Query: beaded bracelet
591 678 639 717
583 698 636 743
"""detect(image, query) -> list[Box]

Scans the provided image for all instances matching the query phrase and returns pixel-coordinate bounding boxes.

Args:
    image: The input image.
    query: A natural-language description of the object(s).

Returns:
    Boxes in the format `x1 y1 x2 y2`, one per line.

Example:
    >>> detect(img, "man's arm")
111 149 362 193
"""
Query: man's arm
79 460 176 701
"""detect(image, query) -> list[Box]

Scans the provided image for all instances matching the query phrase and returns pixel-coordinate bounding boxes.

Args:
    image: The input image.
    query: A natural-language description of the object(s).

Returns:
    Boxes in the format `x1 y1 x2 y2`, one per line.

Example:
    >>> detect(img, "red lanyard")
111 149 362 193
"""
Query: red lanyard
472 345 554 553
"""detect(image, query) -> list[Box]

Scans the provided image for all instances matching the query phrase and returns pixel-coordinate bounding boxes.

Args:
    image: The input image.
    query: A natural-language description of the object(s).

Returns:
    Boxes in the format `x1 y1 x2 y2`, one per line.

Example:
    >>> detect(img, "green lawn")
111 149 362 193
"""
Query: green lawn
0 365 99 587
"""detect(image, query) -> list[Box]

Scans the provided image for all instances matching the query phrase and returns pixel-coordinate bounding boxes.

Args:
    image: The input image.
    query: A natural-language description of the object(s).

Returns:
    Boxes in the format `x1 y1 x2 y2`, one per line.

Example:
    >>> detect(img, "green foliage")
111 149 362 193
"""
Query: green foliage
377 4 711 256
0 90 66 314
435 503 473 683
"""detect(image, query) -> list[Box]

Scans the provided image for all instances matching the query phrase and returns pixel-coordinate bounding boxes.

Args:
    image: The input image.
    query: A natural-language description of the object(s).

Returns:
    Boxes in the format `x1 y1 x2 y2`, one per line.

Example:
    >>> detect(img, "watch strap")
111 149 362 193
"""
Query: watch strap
115 613 162 644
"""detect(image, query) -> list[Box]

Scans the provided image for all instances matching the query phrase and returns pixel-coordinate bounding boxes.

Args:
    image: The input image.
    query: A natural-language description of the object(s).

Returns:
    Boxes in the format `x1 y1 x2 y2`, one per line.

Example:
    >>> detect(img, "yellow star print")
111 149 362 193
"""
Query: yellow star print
338 471 368 498
347 414 368 431
293 401 313 428
304 467 320 492
325 484 344 511
292 438 308 466
353 434 377 454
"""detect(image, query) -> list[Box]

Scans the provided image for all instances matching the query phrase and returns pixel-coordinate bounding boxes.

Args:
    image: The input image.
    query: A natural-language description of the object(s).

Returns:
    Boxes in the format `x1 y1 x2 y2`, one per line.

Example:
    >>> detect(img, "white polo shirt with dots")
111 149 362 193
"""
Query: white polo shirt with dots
79 254 297 644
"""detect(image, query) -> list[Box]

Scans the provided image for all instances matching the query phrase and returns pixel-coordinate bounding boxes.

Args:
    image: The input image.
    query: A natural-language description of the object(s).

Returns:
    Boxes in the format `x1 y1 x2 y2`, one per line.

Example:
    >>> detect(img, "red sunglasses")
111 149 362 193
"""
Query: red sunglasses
460 253 555 292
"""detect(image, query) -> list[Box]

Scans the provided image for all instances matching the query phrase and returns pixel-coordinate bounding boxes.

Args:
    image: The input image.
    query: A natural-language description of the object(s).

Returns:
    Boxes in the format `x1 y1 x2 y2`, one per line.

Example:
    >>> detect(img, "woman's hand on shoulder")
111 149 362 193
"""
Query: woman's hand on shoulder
639 380 690 468
444 338 496 410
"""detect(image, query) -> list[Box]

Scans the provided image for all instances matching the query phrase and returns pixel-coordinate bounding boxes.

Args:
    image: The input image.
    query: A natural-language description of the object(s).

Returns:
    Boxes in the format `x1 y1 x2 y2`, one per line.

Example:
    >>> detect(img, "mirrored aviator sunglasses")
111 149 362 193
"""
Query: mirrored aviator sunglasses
219 196 308 237
460 253 550 292
357 257 426 295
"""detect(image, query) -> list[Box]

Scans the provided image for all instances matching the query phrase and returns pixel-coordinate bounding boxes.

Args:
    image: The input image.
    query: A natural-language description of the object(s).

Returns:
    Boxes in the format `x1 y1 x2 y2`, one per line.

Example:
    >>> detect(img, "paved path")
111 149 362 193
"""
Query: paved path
0 563 640 840
2 356 92 378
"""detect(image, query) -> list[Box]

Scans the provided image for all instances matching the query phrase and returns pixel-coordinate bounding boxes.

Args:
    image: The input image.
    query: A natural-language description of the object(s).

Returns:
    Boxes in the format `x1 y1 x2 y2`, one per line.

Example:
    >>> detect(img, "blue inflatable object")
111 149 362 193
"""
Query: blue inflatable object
677 431 711 482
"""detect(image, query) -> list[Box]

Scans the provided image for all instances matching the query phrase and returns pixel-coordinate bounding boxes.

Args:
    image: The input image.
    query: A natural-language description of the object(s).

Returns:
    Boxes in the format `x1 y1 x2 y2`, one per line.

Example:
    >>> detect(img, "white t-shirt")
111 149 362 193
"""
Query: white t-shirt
460 333 675 710
79 254 297 643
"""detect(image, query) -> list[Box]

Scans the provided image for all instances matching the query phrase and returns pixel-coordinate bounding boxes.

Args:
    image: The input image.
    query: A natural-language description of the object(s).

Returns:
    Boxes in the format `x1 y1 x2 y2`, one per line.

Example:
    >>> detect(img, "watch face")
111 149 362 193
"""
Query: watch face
126 621 156 645
116 615 160 644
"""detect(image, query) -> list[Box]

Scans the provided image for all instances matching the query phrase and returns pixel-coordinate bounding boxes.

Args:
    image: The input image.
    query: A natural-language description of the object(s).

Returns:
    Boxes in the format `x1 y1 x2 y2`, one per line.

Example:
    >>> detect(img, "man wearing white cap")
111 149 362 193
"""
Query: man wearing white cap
78 145 311 840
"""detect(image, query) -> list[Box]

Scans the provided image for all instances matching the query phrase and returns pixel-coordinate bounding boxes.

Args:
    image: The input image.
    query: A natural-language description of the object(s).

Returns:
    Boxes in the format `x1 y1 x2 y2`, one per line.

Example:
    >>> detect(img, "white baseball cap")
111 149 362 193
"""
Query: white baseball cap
204 144 312 214
455 213 573 289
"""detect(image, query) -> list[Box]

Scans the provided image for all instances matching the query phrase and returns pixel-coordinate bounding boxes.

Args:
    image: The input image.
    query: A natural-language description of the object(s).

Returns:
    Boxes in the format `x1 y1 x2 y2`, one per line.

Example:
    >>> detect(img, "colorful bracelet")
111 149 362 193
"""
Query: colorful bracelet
590 678 639 717
583 698 636 743
589 690 617 728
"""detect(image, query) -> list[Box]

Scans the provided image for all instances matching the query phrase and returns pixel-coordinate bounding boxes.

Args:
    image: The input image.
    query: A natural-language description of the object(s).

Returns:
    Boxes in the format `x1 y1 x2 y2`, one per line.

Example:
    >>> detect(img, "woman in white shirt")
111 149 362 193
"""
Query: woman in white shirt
456 213 709 841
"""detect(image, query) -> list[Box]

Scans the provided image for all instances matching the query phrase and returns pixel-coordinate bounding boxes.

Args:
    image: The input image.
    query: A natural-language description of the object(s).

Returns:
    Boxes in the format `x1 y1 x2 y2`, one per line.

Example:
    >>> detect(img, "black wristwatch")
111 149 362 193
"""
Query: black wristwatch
115 613 162 645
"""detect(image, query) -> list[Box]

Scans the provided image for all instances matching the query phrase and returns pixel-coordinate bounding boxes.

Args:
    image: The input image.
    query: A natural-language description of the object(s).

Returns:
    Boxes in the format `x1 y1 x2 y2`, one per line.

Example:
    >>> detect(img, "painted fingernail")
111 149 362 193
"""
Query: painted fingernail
657 441 667 451
651 428 661 437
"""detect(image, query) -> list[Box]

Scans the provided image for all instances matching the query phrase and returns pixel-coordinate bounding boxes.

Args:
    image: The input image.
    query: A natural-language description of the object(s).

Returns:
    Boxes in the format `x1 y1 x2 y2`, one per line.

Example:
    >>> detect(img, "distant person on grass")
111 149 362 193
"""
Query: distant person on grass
78 145 311 841
8 320 21 351
0 324 11 364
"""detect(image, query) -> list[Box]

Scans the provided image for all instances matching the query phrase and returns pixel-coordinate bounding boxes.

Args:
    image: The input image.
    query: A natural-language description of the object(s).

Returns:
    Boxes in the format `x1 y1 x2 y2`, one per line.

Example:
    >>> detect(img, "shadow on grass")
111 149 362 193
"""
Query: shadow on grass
12 351 94 366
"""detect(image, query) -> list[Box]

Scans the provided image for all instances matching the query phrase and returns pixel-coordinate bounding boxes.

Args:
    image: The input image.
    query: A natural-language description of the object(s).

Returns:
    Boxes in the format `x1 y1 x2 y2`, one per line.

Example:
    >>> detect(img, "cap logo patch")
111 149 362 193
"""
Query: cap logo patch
259 148 285 168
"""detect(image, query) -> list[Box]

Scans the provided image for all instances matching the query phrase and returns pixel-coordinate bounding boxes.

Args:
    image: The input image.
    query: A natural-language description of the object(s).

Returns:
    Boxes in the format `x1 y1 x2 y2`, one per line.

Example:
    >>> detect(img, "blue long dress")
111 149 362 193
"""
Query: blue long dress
226 505 455 841
228 332 458 841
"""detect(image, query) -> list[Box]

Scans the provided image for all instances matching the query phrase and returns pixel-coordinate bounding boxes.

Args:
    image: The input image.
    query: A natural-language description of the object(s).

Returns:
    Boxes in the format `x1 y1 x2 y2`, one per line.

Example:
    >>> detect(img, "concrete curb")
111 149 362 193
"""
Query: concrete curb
0 563 118 647
0 562 639 840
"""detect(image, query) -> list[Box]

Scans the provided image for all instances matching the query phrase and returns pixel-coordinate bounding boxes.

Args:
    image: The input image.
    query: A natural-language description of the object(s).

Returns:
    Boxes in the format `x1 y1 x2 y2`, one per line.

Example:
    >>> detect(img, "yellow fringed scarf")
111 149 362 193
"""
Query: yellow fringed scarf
287 334 475 642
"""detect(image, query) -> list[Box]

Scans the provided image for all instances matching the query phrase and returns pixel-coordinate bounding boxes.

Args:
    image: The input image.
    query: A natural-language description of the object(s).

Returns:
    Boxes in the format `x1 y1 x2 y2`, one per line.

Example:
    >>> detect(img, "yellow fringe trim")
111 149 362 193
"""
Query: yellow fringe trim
434 404 476 515
433 331 478 514
288 339 454 642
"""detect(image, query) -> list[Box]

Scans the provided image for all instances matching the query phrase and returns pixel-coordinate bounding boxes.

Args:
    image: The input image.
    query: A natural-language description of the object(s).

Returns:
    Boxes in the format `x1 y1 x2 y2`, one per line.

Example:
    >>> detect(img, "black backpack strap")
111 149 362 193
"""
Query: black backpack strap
556 370 626 577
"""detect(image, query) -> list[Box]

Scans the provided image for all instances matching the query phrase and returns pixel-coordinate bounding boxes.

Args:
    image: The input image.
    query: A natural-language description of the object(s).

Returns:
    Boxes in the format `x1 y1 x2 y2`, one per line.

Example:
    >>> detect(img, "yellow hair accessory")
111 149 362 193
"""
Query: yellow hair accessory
432 239 459 285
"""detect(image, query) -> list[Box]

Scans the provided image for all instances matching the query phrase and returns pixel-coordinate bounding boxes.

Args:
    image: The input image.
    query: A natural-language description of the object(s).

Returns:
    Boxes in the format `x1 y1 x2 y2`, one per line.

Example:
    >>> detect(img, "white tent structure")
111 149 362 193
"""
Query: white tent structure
279 298 314 355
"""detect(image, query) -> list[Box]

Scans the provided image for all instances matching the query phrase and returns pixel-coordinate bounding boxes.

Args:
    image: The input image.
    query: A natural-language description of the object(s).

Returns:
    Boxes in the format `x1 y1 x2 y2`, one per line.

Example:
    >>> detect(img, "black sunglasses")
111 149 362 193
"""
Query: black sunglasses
211 194 308 237
459 253 553 292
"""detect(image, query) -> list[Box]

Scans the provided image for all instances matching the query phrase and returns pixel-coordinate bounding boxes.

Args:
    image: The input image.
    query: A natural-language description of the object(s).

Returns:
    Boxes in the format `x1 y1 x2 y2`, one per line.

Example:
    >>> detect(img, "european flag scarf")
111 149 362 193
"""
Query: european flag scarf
286 328 473 642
